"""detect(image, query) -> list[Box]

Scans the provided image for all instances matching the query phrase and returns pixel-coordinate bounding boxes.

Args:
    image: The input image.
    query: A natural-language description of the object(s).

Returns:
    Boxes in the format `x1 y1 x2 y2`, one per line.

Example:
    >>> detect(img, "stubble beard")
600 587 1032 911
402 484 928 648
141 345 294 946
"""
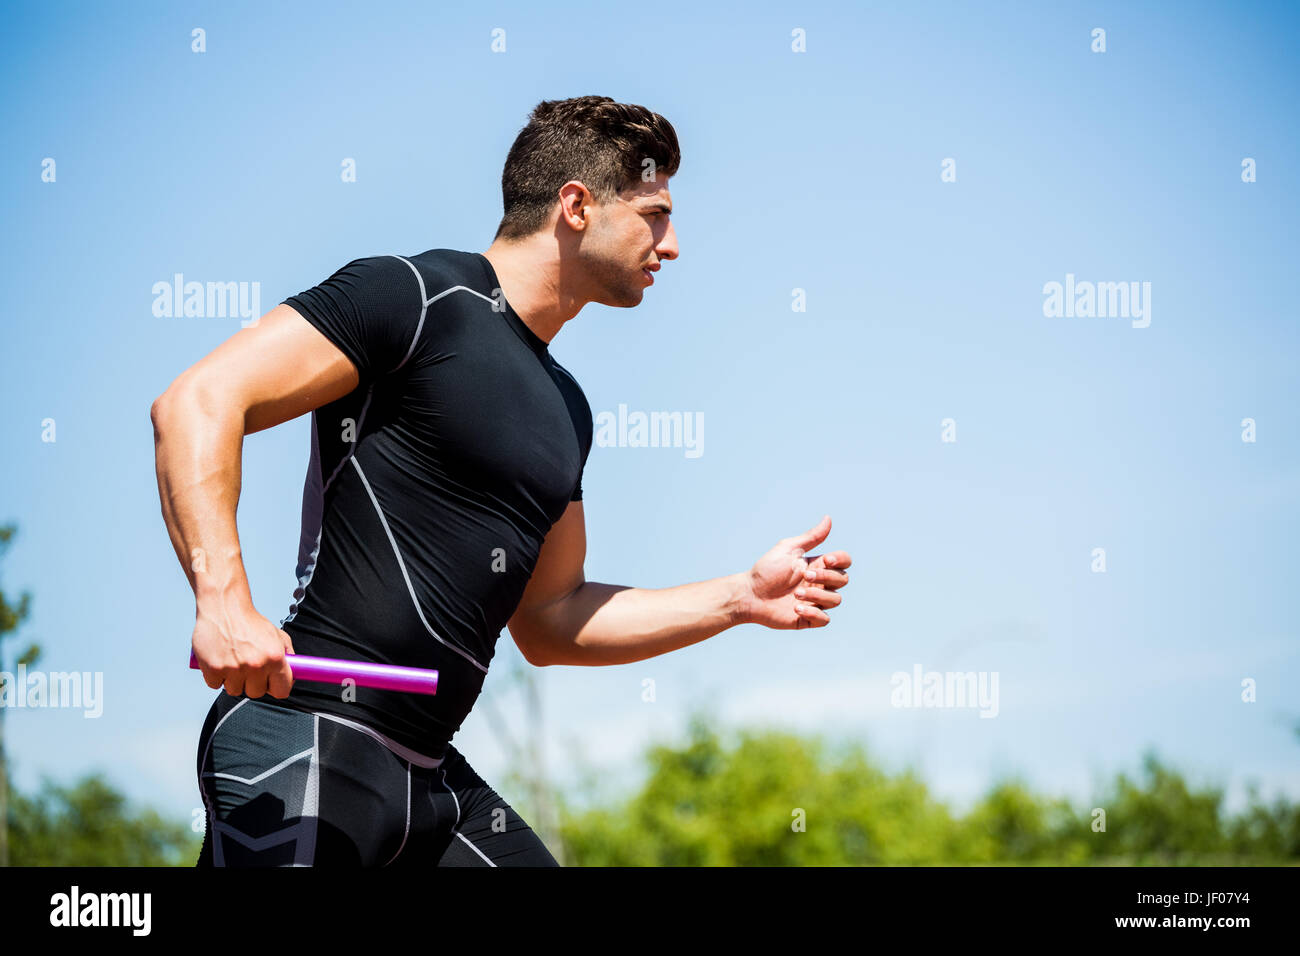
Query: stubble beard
582 241 644 308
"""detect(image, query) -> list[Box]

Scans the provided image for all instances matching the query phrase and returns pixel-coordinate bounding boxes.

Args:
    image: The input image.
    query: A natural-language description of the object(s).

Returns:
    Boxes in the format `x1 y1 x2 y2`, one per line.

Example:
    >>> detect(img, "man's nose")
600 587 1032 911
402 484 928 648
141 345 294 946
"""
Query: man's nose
657 221 679 261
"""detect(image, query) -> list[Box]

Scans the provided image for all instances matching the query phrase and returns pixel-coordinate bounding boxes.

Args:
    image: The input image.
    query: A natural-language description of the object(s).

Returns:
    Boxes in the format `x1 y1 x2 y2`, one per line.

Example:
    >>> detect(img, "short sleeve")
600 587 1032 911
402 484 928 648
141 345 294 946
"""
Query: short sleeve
553 359 593 504
569 402 592 501
282 255 424 386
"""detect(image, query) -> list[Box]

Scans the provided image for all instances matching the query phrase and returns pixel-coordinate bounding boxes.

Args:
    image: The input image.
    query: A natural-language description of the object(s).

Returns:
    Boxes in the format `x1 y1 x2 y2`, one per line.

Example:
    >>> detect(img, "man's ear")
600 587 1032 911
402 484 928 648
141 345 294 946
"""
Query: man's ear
558 181 593 230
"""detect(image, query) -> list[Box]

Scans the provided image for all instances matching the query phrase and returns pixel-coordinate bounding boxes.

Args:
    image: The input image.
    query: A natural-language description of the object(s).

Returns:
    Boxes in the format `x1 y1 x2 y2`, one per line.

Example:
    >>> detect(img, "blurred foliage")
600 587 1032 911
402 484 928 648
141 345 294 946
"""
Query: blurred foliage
7 773 202 866
2 712 1296 866
557 714 1300 866
0 523 32 639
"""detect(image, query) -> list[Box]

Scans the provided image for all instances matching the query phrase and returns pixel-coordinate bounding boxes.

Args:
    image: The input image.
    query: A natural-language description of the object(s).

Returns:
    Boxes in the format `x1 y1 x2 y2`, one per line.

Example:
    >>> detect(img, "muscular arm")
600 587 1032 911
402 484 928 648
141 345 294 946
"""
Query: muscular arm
151 303 360 695
507 504 849 667
507 499 750 666
517 575 752 667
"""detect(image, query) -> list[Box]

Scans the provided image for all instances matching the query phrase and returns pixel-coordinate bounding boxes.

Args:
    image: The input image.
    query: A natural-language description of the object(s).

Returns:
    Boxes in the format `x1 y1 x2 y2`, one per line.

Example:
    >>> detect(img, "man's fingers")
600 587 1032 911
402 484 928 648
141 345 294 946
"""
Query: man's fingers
793 601 830 626
811 550 852 571
802 564 849 590
268 660 294 699
794 586 841 610
244 670 268 699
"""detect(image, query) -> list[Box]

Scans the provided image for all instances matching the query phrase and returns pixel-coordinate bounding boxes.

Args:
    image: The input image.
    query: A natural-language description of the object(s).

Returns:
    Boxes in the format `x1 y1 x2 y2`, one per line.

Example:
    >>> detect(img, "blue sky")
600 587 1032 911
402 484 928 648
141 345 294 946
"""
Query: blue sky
1 0 1297 830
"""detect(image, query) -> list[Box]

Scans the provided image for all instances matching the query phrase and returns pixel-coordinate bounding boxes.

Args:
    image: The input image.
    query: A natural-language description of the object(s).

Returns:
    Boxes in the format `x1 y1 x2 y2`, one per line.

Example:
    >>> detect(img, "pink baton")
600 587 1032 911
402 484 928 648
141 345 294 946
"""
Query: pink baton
189 650 438 695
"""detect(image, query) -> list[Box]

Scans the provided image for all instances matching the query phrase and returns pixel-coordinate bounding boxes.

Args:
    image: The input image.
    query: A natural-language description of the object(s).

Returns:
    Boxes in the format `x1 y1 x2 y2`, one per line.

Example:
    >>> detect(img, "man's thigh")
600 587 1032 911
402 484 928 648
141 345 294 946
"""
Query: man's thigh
196 694 418 866
433 746 560 867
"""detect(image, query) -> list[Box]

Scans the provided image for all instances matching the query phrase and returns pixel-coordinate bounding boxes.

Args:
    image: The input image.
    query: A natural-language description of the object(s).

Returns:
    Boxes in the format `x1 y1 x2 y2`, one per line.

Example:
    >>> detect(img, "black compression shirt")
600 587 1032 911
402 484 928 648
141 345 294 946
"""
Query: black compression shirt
262 248 592 760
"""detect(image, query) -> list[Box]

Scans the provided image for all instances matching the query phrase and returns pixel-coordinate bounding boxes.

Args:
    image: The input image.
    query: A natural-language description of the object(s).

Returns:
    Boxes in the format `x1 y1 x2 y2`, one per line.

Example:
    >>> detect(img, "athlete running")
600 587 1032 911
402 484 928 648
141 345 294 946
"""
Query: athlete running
151 95 852 866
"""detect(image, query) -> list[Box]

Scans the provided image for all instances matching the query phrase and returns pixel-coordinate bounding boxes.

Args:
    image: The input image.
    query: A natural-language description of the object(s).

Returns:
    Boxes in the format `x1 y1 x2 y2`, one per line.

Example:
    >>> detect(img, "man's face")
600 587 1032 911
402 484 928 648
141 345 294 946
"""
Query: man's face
578 177 678 307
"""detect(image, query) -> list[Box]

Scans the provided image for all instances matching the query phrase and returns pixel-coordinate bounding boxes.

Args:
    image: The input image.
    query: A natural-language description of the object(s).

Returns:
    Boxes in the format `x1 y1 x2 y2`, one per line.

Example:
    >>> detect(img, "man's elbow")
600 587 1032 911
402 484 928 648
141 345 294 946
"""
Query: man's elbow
151 378 221 436
508 618 550 666
151 376 190 430
512 587 586 667
511 616 568 667
524 646 556 667
515 634 554 667
150 391 174 438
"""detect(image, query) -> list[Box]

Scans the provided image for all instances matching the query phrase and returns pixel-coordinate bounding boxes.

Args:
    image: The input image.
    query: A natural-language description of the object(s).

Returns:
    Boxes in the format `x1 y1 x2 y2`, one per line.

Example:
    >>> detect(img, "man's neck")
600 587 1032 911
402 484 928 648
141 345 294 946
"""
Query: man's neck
482 236 584 345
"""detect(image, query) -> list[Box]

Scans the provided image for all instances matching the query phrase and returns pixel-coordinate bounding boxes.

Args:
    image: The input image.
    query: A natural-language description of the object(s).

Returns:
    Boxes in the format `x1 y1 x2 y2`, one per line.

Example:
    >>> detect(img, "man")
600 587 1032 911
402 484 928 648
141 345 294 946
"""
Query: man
151 95 851 867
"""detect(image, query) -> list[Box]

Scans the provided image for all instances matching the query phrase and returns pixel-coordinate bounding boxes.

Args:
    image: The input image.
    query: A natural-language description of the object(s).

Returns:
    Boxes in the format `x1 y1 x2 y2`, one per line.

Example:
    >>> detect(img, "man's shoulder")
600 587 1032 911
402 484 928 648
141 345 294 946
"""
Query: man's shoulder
334 248 487 296
401 248 493 295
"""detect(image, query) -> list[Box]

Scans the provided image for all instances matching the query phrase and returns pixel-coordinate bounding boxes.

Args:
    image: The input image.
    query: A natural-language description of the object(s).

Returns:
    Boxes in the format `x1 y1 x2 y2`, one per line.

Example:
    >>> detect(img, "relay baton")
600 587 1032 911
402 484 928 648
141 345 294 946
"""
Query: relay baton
189 650 438 695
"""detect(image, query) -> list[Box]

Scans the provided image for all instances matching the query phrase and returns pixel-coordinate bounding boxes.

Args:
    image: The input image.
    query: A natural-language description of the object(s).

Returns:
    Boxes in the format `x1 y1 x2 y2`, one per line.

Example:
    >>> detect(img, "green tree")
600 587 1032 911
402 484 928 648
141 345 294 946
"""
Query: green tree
8 773 202 866
0 522 37 867
1090 751 1234 864
961 779 1092 864
558 715 1300 866
558 714 969 865
1225 782 1300 859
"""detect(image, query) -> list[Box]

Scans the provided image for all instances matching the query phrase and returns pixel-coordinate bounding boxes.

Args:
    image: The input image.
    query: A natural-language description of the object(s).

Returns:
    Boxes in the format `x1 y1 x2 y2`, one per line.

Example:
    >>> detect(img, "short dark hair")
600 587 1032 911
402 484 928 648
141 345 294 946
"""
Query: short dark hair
493 95 681 241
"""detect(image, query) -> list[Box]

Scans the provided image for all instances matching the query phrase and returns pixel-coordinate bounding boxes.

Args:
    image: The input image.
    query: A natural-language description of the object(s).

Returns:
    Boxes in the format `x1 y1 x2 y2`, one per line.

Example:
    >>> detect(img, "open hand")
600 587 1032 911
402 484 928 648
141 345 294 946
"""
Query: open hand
741 515 851 630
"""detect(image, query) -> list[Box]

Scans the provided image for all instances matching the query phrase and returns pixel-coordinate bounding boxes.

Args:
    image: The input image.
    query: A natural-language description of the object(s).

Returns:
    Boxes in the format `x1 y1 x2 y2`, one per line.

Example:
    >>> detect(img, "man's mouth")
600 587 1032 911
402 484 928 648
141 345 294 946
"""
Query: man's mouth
642 266 657 284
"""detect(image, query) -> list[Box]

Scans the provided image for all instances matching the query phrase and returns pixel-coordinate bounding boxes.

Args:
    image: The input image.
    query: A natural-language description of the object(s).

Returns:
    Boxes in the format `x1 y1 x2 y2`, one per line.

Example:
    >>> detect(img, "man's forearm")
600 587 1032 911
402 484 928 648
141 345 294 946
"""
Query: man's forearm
528 574 753 666
151 385 252 608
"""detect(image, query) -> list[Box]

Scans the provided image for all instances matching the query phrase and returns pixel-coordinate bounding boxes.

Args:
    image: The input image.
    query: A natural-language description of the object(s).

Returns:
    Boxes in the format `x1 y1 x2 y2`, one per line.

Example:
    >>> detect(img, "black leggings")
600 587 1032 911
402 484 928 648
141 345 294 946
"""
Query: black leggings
195 692 559 867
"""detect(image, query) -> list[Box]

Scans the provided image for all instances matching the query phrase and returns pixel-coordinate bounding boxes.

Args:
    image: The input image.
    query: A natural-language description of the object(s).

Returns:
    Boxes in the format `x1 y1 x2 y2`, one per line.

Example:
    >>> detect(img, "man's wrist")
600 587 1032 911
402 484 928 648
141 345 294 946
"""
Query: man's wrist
726 571 754 627
193 548 253 608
